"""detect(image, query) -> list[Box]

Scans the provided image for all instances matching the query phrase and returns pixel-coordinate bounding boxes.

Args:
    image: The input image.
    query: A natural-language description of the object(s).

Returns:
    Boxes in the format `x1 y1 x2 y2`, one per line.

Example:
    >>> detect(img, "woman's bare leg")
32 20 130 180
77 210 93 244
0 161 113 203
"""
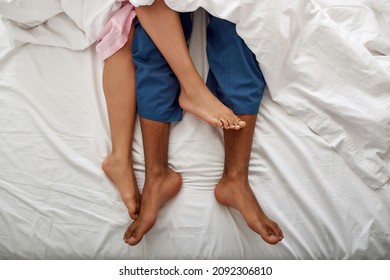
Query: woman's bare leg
135 1 245 130
101 28 140 220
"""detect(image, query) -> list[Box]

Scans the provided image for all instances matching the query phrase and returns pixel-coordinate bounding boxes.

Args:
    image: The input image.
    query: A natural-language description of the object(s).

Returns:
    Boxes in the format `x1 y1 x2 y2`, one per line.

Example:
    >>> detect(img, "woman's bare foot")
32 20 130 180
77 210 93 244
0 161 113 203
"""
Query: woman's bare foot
214 177 283 245
179 87 246 130
102 154 140 220
123 167 182 246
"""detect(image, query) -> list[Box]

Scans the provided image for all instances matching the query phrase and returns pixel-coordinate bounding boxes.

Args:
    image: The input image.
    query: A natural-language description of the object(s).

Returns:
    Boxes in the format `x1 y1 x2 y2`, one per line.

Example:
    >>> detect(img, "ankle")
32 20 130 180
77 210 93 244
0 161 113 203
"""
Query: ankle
221 169 249 181
145 165 171 178
108 151 132 164
180 76 205 95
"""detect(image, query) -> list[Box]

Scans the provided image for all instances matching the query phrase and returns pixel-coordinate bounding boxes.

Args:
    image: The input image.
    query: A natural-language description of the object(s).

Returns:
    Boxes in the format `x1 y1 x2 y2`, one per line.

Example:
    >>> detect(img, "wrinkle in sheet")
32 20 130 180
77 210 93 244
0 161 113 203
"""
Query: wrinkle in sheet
1 0 390 260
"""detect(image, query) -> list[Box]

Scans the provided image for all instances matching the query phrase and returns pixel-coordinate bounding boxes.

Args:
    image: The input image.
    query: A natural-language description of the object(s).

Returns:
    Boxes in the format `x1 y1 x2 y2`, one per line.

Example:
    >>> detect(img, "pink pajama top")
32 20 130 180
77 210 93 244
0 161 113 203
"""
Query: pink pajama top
96 1 136 60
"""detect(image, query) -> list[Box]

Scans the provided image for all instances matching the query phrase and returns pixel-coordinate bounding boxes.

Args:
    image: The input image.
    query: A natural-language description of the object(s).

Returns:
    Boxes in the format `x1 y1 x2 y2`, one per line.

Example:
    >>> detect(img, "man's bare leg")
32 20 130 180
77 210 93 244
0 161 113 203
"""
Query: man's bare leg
123 118 182 246
135 1 245 130
214 114 284 244
101 29 140 220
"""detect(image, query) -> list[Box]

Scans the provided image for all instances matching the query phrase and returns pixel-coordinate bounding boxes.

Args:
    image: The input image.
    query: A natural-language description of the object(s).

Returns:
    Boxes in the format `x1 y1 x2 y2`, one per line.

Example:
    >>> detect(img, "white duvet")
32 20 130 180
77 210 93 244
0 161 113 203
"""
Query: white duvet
0 0 122 49
1 0 389 189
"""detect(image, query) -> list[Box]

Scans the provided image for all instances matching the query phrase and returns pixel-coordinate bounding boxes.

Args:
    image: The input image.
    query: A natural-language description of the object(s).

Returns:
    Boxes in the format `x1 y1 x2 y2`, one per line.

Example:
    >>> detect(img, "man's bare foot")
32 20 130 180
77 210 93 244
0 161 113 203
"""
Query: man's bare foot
179 87 246 130
102 154 140 220
123 167 182 246
214 177 283 245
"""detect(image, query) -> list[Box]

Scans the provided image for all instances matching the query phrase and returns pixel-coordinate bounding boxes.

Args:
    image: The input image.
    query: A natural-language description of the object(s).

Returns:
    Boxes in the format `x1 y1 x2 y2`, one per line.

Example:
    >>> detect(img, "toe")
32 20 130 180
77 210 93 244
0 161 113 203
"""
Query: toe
129 211 138 221
219 118 230 129
238 120 246 128
266 234 281 245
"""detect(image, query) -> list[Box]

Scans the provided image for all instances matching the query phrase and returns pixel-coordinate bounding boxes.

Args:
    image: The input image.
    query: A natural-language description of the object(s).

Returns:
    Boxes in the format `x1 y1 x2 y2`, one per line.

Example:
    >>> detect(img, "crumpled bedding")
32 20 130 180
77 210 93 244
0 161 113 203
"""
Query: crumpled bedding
0 0 122 49
1 1 390 260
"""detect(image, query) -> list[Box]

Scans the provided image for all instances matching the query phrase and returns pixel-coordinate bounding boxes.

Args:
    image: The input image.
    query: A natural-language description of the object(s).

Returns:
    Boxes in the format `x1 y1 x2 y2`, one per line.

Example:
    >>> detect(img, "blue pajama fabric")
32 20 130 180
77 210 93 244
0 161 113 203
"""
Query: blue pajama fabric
132 13 265 122
206 16 265 115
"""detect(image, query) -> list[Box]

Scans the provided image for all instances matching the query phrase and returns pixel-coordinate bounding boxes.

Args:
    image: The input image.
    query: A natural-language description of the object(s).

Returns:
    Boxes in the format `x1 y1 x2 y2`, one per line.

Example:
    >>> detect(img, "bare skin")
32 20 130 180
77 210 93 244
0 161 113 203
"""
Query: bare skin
215 114 284 244
101 28 140 220
102 156 139 220
135 1 245 130
178 88 244 130
123 116 283 246
214 178 283 244
123 167 182 245
124 119 182 245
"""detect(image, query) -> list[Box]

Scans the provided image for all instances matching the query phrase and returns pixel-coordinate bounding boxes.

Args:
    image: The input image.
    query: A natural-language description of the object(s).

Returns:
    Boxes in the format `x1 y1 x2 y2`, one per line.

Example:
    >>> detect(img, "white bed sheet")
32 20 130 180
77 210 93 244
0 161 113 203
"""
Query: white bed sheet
0 1 390 259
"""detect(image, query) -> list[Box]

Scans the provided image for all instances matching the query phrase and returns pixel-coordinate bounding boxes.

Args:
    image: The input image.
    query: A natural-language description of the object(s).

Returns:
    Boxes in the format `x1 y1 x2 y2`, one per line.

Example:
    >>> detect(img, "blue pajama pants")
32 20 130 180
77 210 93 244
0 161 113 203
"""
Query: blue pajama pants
132 13 265 122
